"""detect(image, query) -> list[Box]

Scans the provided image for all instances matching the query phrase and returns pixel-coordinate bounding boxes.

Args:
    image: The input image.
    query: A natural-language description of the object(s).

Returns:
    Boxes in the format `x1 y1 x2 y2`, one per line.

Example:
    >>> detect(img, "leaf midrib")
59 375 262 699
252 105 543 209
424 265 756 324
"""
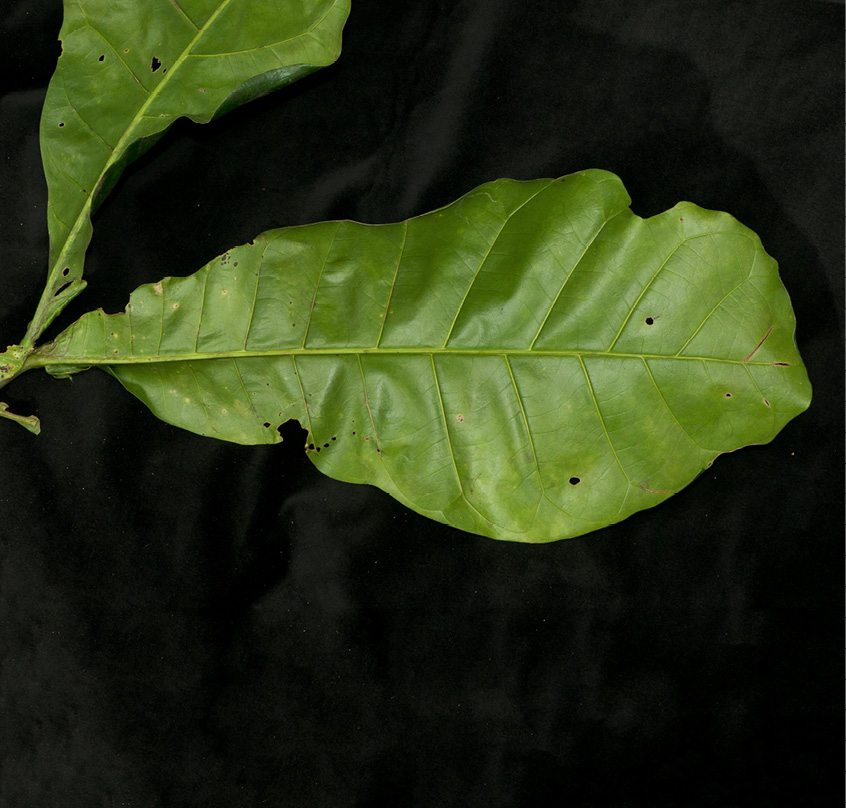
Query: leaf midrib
31 346 783 368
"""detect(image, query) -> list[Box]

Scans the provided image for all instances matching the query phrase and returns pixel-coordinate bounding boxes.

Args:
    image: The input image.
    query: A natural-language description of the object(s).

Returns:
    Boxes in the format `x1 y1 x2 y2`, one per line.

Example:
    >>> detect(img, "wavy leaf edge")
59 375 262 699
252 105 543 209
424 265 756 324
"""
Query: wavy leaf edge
31 170 812 542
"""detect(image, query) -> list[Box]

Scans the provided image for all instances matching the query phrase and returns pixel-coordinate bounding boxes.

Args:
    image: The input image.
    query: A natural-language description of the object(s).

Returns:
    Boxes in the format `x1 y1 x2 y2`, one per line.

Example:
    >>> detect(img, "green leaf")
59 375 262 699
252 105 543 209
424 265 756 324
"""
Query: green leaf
33 170 811 542
23 0 350 346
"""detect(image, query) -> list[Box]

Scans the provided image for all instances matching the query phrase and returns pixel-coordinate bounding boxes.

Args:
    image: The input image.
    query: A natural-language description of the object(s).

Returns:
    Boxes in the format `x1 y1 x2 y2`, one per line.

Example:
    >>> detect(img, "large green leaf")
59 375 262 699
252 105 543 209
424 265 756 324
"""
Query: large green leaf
23 0 350 346
33 170 811 542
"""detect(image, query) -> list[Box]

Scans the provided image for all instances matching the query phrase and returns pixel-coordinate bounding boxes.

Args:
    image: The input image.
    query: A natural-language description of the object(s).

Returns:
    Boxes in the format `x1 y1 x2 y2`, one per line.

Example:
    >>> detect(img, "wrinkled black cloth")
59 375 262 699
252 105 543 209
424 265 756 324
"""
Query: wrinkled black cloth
1 1 841 806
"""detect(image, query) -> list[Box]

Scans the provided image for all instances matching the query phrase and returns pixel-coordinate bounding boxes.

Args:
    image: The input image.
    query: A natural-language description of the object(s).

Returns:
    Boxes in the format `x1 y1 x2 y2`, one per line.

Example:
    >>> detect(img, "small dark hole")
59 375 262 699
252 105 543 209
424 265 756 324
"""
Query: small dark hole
331 436 337 441
316 447 321 452
58 122 65 127
262 422 271 428
352 431 356 436
645 317 654 326
98 54 105 61
150 56 162 72
308 443 315 450
569 476 581 486
725 392 732 398
61 267 70 276
323 443 329 448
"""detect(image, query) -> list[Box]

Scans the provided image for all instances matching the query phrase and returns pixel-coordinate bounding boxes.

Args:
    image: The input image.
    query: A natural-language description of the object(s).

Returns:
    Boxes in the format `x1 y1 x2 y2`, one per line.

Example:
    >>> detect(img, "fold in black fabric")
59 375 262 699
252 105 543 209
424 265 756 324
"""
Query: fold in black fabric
1 1 841 805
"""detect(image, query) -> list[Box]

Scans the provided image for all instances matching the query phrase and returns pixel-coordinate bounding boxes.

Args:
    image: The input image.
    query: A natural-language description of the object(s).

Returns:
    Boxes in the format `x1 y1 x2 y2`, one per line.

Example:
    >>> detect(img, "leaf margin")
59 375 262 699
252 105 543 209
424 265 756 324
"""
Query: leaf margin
29 169 812 542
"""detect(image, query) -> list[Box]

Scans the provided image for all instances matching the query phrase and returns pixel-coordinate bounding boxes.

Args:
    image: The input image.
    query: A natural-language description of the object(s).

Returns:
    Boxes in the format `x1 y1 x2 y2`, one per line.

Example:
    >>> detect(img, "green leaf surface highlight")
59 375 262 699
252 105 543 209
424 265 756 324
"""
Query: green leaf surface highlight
35 170 812 542
25 0 350 345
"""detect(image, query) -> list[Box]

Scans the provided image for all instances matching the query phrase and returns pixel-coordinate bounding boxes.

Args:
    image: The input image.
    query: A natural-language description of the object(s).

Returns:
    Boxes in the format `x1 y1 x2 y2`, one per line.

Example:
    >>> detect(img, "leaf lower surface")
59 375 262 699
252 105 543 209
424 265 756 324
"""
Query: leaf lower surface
35 170 812 542
26 0 350 344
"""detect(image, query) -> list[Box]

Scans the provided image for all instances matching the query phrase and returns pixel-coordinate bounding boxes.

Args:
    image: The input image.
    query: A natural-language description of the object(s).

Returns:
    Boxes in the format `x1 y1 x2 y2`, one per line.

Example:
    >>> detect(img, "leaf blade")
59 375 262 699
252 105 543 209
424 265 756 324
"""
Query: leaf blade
35 170 812 542
25 0 350 345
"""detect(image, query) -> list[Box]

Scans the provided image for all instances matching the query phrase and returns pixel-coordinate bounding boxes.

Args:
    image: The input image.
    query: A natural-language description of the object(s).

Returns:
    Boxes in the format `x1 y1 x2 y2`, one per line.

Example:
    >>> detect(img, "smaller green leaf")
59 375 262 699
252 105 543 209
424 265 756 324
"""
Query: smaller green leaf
24 0 350 346
34 170 811 542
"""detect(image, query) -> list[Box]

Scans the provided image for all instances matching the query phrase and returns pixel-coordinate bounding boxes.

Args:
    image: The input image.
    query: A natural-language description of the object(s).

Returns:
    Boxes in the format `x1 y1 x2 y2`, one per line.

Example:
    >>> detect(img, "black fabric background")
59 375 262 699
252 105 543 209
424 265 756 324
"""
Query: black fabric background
0 1 842 805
